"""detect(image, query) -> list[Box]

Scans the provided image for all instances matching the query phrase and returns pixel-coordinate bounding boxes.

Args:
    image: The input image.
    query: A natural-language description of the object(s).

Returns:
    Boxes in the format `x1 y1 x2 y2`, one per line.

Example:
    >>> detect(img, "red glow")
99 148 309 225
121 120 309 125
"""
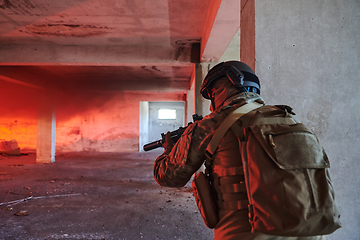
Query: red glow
1 78 186 153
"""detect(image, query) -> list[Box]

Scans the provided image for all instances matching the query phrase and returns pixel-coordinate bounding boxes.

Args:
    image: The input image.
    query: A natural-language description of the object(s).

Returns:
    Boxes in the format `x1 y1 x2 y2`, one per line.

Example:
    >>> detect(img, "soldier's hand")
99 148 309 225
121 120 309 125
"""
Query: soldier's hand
162 131 174 154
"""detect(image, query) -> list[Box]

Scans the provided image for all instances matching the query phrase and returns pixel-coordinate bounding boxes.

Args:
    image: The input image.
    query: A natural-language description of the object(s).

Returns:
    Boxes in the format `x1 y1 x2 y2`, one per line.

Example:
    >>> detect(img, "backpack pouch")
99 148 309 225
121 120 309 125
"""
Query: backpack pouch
242 123 341 236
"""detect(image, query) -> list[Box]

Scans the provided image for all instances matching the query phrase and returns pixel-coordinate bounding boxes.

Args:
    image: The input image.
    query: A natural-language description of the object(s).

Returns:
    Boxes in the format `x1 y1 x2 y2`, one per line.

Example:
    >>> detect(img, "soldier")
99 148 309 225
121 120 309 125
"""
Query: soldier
153 61 326 240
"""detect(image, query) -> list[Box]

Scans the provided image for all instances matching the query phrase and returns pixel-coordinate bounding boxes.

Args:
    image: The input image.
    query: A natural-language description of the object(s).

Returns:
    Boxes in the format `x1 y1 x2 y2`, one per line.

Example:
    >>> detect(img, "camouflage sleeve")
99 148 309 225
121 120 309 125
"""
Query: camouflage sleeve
153 112 224 188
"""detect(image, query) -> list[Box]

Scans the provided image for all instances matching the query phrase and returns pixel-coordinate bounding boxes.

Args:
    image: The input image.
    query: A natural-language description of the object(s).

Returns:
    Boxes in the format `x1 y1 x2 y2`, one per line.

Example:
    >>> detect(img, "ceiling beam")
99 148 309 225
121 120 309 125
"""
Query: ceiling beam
201 0 240 62
0 44 193 64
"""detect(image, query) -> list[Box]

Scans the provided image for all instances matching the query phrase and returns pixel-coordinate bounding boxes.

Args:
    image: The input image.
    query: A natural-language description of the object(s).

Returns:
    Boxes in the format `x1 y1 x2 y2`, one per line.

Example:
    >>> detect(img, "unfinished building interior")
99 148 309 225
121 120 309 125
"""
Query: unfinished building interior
1 0 359 239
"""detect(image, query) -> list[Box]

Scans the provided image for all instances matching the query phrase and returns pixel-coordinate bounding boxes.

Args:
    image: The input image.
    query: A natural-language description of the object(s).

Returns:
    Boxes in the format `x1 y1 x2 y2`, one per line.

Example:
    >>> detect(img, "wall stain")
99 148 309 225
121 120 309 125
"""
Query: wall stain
0 0 15 10
151 66 161 72
141 66 162 73
0 0 36 15
174 47 184 61
307 100 332 138
175 39 200 46
67 127 80 136
25 24 111 37
140 66 152 73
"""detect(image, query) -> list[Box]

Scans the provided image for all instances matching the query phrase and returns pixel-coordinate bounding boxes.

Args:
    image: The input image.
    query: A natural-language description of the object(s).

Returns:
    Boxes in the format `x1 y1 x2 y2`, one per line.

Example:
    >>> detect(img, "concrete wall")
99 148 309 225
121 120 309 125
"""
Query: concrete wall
0 81 186 153
0 81 39 151
56 91 186 152
255 0 360 239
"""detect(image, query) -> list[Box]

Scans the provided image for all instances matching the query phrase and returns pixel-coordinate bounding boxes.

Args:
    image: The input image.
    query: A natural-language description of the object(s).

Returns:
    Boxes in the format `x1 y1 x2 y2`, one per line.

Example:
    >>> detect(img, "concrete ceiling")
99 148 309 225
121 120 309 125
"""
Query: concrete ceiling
0 0 240 92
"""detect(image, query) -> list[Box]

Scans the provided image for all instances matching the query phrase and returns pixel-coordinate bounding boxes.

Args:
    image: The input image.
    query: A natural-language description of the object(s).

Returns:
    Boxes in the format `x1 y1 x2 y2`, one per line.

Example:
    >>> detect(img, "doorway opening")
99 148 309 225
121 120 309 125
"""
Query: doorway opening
139 101 185 152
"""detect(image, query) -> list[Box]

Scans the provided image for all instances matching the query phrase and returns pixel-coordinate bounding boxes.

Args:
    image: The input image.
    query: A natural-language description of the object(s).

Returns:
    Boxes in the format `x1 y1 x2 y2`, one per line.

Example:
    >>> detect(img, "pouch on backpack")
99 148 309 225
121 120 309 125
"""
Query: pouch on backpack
241 122 341 236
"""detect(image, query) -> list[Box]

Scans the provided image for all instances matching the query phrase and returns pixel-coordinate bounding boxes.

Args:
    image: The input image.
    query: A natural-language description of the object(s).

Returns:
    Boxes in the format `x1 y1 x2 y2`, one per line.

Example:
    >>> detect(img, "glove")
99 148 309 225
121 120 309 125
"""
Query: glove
162 131 174 154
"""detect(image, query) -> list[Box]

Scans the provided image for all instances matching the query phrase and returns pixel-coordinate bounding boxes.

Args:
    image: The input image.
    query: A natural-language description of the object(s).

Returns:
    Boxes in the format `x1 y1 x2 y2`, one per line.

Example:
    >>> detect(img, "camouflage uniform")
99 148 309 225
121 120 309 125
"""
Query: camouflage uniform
153 92 325 240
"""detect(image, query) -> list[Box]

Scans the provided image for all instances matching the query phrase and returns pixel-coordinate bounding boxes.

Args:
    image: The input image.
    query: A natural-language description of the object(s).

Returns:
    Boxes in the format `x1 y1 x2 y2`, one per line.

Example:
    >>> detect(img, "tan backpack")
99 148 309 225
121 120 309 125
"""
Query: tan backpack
204 102 341 236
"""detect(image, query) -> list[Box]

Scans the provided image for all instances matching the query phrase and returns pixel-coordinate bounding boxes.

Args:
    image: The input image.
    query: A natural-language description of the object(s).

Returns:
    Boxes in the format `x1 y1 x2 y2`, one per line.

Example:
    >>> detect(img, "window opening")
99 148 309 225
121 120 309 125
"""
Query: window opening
158 109 176 120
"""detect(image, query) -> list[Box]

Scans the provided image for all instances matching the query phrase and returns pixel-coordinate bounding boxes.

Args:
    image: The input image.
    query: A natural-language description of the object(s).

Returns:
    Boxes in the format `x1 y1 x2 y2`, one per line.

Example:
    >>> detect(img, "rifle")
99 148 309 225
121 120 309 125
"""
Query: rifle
143 114 203 151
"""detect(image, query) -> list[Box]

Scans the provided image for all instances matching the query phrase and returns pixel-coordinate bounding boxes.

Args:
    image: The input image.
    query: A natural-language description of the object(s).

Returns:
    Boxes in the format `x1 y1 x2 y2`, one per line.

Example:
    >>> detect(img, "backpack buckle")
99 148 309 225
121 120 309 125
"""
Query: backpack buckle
205 150 214 161
248 204 254 221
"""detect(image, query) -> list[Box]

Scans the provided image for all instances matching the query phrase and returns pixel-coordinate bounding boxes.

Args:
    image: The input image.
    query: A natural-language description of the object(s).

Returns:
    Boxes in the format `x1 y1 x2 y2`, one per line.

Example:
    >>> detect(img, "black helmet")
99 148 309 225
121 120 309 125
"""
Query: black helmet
200 61 260 99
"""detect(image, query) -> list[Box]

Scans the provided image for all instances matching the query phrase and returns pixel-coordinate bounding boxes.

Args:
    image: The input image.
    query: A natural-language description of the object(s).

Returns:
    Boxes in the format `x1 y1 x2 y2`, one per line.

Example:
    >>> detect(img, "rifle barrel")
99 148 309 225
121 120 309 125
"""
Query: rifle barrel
142 115 203 152
143 140 163 151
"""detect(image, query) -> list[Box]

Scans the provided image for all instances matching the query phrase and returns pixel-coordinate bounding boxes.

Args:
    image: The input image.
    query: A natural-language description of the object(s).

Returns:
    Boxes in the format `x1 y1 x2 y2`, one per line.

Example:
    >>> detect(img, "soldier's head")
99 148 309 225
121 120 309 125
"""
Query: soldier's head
201 61 260 100
200 61 260 111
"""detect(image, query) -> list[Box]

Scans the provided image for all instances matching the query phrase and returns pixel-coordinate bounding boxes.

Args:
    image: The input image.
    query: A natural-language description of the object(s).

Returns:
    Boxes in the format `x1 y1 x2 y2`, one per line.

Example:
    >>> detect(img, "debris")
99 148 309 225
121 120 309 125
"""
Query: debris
14 210 29 216
7 207 13 211
0 193 81 207
0 196 33 206
0 139 21 156
8 164 23 167
32 193 81 200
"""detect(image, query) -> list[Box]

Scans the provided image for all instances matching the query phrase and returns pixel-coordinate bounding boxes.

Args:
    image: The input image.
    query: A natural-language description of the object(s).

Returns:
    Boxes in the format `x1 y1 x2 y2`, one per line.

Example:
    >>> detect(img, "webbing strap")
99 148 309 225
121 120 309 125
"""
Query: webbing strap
212 165 244 177
219 182 247 193
222 192 247 201
251 116 297 125
218 199 249 210
205 101 264 160
219 176 245 185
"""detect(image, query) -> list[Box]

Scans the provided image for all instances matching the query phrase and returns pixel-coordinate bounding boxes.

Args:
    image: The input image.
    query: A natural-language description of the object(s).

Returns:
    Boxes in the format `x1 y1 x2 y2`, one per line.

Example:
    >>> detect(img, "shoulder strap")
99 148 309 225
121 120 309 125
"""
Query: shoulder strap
205 102 263 162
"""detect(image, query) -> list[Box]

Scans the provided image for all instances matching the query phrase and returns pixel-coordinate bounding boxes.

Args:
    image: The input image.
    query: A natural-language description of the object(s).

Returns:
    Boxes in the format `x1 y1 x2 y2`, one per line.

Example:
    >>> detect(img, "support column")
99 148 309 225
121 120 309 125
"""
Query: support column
187 67 196 123
36 96 56 163
195 63 217 117
139 101 149 152
240 0 255 70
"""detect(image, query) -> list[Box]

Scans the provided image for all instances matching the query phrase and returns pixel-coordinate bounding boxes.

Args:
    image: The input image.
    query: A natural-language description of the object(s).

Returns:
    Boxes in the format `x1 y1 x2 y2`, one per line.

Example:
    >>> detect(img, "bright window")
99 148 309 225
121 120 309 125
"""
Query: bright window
158 109 176 120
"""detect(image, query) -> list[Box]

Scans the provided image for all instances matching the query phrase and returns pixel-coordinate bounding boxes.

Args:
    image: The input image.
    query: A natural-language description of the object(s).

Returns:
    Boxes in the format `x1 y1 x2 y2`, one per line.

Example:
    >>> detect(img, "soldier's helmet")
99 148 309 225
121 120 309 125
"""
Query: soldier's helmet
200 61 260 99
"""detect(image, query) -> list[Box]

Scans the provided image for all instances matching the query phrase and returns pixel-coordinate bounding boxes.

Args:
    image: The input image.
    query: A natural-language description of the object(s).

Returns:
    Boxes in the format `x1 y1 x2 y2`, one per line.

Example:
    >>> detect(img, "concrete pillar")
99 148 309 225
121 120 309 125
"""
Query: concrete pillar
139 101 149 152
218 29 240 62
187 67 196 123
240 0 255 70
195 63 216 117
36 96 56 163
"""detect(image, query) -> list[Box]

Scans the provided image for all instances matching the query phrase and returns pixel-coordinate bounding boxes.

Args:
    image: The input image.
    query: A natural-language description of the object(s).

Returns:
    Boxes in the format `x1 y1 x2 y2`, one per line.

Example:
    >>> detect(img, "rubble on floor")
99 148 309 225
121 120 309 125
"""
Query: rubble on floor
0 139 21 156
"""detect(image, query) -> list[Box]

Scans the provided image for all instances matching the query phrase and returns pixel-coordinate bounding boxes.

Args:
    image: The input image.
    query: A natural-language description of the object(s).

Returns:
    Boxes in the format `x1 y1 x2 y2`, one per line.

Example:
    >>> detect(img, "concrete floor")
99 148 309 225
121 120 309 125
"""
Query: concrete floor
0 151 214 240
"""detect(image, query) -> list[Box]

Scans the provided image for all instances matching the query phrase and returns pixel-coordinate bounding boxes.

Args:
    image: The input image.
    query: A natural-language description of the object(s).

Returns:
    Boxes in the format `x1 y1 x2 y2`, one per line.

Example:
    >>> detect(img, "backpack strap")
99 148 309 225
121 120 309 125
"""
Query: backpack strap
202 101 262 211
251 105 299 125
204 101 264 162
